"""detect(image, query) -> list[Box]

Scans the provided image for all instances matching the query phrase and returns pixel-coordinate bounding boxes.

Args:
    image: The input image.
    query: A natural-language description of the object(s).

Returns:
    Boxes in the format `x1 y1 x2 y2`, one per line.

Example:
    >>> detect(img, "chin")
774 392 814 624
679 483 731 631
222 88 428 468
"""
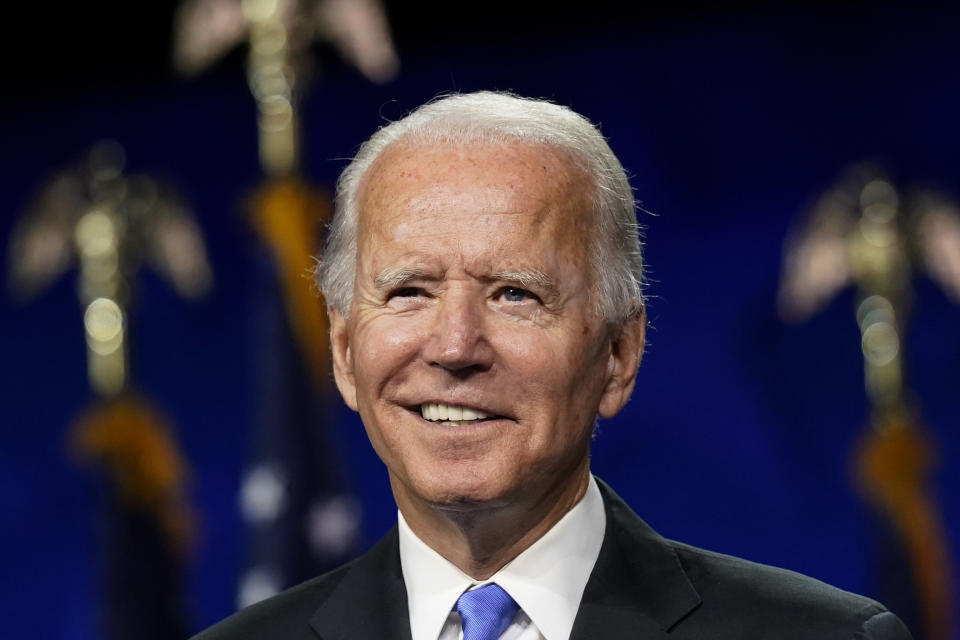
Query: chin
406 465 515 512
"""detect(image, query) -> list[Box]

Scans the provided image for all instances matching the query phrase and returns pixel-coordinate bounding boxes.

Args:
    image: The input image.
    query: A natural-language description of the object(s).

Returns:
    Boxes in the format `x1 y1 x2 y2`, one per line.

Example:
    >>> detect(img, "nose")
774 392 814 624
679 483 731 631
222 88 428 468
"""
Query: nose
423 288 493 375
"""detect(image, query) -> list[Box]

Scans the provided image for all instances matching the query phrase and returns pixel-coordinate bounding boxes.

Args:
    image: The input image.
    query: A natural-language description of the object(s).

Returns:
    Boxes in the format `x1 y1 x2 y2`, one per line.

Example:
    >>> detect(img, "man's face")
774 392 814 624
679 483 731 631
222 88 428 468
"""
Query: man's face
330 140 642 514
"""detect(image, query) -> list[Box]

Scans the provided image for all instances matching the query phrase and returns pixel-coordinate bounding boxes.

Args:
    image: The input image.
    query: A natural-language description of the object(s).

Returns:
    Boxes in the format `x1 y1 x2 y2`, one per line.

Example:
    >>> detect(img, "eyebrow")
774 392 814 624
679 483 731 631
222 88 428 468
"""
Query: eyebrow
490 268 556 293
373 266 558 294
374 266 431 290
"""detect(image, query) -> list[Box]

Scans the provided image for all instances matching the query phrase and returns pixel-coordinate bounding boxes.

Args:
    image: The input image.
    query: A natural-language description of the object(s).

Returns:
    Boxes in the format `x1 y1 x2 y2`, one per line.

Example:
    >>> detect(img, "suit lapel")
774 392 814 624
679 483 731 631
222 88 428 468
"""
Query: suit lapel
308 527 413 640
570 480 701 639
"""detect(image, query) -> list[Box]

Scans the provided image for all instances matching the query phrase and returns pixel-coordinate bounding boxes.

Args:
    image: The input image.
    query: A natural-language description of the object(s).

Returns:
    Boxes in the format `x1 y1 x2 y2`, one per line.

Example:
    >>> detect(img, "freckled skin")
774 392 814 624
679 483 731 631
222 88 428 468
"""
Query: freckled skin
329 140 645 577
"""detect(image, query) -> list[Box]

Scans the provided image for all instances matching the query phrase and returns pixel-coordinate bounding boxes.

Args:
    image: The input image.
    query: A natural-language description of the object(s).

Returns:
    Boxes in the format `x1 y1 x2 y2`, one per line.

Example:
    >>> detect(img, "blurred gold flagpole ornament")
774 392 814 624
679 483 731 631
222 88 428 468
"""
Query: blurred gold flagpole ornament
173 0 398 385
7 139 212 555
172 0 397 607
778 165 960 640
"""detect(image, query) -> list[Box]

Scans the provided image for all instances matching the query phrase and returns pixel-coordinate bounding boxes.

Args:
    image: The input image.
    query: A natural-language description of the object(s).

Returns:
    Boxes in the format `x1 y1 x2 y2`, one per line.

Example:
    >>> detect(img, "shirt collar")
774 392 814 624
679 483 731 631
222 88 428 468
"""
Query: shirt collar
398 475 607 640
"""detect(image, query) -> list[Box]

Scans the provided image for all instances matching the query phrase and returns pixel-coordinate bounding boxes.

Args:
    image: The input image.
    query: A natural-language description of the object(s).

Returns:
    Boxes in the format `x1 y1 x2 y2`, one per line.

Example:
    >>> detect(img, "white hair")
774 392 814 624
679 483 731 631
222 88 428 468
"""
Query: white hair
317 91 644 325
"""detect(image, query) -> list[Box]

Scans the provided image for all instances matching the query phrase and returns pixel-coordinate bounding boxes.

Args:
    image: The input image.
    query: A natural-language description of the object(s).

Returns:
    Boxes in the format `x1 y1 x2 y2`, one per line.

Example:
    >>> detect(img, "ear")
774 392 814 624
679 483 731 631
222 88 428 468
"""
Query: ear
597 309 646 419
329 309 359 412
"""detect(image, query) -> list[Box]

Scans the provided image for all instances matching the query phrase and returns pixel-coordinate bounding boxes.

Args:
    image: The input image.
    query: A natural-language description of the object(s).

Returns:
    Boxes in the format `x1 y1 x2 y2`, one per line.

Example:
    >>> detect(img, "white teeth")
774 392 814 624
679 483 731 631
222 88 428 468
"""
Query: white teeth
419 403 490 423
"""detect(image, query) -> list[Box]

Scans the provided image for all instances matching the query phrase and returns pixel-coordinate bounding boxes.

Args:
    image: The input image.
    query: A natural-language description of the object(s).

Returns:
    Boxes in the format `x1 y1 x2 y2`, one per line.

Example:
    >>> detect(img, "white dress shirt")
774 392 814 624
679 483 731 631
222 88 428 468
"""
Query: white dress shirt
398 475 607 640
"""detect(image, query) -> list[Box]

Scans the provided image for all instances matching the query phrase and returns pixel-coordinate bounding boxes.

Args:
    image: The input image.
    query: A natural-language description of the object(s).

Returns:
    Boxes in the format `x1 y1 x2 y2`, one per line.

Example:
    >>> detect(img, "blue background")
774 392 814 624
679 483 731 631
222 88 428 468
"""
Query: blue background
1 3 958 638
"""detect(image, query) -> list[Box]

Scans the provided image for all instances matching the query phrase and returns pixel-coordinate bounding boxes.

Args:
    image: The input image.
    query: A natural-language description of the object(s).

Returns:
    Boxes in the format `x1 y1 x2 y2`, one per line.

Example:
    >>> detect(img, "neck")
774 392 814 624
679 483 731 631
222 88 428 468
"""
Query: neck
394 466 590 579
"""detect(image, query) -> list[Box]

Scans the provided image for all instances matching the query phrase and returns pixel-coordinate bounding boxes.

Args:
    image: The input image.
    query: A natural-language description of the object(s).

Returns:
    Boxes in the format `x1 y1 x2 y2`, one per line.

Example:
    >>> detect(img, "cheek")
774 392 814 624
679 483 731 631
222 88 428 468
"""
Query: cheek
523 334 610 445
498 326 605 400
497 330 550 377
353 318 425 390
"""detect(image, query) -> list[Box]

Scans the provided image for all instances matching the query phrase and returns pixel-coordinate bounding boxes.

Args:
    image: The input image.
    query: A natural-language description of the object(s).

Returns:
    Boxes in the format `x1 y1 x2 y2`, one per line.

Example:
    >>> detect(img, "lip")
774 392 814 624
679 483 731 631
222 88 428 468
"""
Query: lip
410 411 515 434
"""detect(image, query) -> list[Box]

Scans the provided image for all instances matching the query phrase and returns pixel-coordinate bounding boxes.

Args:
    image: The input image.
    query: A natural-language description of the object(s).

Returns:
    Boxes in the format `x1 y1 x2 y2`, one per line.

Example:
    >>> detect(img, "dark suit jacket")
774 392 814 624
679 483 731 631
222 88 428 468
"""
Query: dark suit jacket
193 480 912 639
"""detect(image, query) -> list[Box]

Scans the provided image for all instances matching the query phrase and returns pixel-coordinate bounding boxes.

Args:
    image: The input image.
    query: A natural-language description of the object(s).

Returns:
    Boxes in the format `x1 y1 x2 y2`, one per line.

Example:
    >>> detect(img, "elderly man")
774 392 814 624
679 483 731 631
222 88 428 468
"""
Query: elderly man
196 92 911 639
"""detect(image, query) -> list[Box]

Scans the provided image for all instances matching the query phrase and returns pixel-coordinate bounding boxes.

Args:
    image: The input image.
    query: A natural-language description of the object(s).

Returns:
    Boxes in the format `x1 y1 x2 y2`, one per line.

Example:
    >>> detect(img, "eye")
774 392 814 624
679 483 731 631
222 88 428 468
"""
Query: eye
499 287 536 303
385 286 429 311
389 286 422 299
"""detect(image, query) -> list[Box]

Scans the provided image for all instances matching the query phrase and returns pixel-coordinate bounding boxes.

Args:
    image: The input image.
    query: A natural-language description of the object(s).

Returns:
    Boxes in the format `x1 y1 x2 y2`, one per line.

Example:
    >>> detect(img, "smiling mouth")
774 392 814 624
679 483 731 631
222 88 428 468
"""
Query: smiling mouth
418 403 500 426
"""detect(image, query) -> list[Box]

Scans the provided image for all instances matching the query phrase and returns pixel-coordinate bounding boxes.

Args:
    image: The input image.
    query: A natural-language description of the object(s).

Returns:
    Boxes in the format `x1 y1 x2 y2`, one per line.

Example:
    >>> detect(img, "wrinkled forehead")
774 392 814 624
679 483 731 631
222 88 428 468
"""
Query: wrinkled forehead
355 139 594 242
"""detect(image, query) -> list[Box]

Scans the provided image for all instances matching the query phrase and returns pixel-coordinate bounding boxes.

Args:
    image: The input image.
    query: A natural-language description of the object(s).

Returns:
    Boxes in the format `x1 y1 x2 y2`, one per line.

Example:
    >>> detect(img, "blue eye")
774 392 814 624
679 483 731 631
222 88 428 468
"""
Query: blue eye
502 287 531 302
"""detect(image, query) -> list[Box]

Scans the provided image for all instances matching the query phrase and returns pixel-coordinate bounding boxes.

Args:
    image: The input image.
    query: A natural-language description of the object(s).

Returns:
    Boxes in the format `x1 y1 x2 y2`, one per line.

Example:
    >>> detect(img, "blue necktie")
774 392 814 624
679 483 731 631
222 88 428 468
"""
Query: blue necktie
454 583 519 640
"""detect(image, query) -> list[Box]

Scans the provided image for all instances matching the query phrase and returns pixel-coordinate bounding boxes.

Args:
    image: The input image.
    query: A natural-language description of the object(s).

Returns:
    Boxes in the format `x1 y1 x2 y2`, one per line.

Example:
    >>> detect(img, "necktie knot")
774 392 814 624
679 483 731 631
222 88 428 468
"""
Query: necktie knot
454 583 519 640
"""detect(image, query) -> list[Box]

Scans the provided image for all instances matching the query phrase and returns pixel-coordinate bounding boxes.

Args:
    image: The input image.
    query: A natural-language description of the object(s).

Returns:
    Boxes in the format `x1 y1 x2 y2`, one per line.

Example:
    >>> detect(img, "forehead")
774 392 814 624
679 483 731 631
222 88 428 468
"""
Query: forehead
355 140 593 255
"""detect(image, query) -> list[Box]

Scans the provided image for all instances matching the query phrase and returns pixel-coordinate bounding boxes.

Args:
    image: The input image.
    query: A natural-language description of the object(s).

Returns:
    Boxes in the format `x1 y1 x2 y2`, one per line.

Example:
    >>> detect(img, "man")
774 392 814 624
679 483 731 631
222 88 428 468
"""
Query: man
195 92 912 639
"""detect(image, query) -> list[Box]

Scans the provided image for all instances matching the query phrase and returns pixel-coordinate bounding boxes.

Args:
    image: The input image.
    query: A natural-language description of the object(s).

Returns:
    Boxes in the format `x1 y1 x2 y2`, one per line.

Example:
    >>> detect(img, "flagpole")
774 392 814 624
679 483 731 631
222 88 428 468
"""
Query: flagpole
7 140 212 639
779 167 959 640
172 0 398 608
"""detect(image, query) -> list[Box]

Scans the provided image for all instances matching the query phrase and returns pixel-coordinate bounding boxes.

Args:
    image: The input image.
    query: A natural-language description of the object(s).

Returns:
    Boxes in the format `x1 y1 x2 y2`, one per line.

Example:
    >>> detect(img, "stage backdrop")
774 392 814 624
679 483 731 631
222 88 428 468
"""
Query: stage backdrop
1 4 958 639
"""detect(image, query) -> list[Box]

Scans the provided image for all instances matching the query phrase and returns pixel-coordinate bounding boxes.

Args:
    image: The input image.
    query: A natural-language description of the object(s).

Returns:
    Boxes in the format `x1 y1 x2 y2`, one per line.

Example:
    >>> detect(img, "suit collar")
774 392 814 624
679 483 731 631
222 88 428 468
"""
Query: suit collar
308 527 412 640
570 479 701 639
399 476 607 640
